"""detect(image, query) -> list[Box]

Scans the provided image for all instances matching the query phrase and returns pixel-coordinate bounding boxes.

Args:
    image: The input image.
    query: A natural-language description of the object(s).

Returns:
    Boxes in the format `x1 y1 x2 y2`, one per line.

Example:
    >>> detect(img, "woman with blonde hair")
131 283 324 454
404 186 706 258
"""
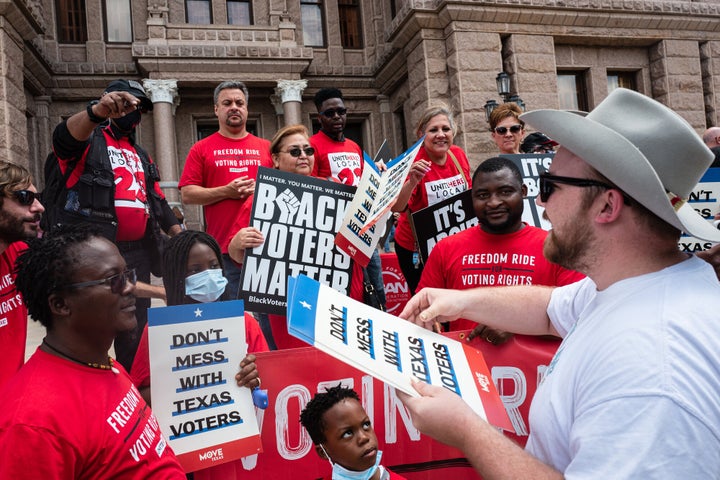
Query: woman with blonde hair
391 105 471 294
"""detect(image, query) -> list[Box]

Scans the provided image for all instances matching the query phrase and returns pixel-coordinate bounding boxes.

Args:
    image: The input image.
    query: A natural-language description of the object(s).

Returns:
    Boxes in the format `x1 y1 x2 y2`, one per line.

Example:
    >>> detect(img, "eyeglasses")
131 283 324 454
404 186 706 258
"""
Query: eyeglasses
319 108 347 118
493 124 523 135
9 190 40 206
538 173 620 203
283 147 315 158
64 269 137 294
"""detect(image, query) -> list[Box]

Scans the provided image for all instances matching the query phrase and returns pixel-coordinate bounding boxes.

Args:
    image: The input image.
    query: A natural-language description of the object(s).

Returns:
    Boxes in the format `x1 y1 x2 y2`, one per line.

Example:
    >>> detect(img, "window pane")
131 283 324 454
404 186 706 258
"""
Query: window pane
301 2 324 47
105 0 133 42
557 73 588 111
338 0 362 48
607 71 636 92
228 1 251 25
186 0 212 23
56 0 88 43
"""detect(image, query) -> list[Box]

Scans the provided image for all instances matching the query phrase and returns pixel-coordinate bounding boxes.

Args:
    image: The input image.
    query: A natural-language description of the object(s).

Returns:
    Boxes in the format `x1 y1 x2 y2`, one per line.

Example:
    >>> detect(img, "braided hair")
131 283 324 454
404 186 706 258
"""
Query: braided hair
162 230 229 306
15 225 100 328
299 384 361 445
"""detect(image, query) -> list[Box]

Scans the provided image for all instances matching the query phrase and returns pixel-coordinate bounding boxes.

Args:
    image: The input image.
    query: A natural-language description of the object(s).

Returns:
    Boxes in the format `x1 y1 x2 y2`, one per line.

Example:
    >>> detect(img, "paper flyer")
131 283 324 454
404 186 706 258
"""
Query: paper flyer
335 138 424 266
286 274 513 431
148 300 262 472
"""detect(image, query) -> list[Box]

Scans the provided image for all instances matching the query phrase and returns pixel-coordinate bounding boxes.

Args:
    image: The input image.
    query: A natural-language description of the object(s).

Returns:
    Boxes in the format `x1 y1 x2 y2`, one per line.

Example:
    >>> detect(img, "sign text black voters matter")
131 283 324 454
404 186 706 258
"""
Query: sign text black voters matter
239 167 356 315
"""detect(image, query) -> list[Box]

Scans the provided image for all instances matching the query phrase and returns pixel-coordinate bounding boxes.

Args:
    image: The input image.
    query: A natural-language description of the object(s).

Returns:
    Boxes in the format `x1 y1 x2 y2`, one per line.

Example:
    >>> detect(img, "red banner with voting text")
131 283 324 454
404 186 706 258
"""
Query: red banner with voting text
195 334 559 479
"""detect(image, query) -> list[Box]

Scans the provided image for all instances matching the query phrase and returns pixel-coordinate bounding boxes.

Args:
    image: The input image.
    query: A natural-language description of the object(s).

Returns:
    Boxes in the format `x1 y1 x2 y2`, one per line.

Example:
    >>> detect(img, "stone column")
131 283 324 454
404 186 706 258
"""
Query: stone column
0 17 28 166
147 0 170 46
377 94 395 153
34 96 52 186
35 96 52 159
443 28 503 166
701 41 720 127
142 79 181 207
403 26 455 144
275 80 308 126
650 40 705 130
269 93 285 130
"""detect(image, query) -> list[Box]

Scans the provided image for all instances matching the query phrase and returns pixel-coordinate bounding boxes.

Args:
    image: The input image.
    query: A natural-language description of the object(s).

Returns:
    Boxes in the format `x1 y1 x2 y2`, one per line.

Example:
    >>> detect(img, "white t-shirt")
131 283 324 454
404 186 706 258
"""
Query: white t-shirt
527 255 720 479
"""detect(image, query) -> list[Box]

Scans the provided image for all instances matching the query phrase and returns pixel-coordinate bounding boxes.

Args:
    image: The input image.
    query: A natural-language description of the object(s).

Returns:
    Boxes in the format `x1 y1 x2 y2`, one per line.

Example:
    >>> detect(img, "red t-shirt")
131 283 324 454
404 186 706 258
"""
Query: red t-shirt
0 349 185 478
57 126 168 241
394 145 470 251
0 242 28 388
130 311 269 389
179 132 272 253
310 131 364 186
225 192 254 252
104 132 158 240
417 224 585 331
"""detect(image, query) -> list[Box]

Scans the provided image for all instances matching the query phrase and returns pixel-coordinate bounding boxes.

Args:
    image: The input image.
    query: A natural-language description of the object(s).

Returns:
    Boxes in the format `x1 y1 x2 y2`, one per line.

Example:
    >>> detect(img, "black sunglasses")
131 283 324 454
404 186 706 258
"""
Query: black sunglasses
493 124 523 135
64 269 137 294
10 189 40 206
539 173 619 203
283 147 315 158
319 108 347 118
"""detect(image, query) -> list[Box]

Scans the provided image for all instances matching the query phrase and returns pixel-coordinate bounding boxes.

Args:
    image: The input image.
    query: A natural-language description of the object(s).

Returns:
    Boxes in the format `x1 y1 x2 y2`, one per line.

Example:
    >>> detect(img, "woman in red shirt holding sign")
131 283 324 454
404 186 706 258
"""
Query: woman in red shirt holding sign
391 105 471 294
228 124 364 349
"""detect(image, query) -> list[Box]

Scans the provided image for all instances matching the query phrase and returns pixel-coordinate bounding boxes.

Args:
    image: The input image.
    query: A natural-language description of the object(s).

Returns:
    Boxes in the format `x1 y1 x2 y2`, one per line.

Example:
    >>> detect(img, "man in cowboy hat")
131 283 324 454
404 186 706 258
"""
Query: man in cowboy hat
395 88 720 478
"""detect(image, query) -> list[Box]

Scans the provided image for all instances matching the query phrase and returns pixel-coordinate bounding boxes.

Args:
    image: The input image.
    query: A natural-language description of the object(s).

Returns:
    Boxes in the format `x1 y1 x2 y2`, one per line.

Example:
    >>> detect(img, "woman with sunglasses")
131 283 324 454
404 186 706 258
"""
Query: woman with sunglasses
391 105 471 295
489 102 526 154
228 124 364 349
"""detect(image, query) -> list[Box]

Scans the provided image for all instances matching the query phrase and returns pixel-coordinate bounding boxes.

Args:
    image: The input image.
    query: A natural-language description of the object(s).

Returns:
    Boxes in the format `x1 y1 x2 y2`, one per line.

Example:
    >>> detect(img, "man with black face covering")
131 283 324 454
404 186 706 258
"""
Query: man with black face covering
50 79 182 371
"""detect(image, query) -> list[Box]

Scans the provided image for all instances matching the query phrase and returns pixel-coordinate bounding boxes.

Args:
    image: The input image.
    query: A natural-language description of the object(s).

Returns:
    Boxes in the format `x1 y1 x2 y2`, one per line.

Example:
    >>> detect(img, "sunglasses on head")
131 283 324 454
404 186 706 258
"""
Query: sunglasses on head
9 189 40 206
64 269 137 295
493 124 523 135
538 173 621 203
319 108 348 118
283 147 315 158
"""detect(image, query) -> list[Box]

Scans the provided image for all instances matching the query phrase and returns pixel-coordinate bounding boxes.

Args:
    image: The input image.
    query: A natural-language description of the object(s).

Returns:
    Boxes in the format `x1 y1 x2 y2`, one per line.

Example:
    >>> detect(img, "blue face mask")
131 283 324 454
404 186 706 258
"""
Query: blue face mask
184 269 228 303
320 444 383 480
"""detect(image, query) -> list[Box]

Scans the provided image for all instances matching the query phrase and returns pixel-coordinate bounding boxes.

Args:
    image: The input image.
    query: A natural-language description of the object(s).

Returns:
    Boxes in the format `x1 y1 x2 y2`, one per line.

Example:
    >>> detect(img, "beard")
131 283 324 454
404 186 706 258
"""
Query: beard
479 212 518 234
0 208 39 243
543 218 595 272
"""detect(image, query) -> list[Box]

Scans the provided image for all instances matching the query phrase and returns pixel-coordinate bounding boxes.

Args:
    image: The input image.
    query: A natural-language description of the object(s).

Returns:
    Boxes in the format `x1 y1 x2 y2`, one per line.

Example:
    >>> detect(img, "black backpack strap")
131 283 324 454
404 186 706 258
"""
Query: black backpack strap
134 145 178 233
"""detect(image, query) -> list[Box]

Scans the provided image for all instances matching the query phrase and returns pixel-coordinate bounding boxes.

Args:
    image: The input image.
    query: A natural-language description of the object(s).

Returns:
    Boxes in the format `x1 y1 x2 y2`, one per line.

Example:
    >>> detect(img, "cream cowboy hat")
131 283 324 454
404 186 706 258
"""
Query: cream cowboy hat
521 88 720 243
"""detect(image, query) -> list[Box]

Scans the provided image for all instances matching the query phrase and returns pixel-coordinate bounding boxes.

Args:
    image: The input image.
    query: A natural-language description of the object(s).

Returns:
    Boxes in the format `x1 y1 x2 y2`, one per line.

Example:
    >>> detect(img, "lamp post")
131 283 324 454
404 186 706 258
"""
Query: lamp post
484 72 526 121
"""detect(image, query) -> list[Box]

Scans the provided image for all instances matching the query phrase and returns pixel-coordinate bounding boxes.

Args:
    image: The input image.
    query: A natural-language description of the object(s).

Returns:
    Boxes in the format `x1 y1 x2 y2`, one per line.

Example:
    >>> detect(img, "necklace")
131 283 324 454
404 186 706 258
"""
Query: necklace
42 339 114 371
